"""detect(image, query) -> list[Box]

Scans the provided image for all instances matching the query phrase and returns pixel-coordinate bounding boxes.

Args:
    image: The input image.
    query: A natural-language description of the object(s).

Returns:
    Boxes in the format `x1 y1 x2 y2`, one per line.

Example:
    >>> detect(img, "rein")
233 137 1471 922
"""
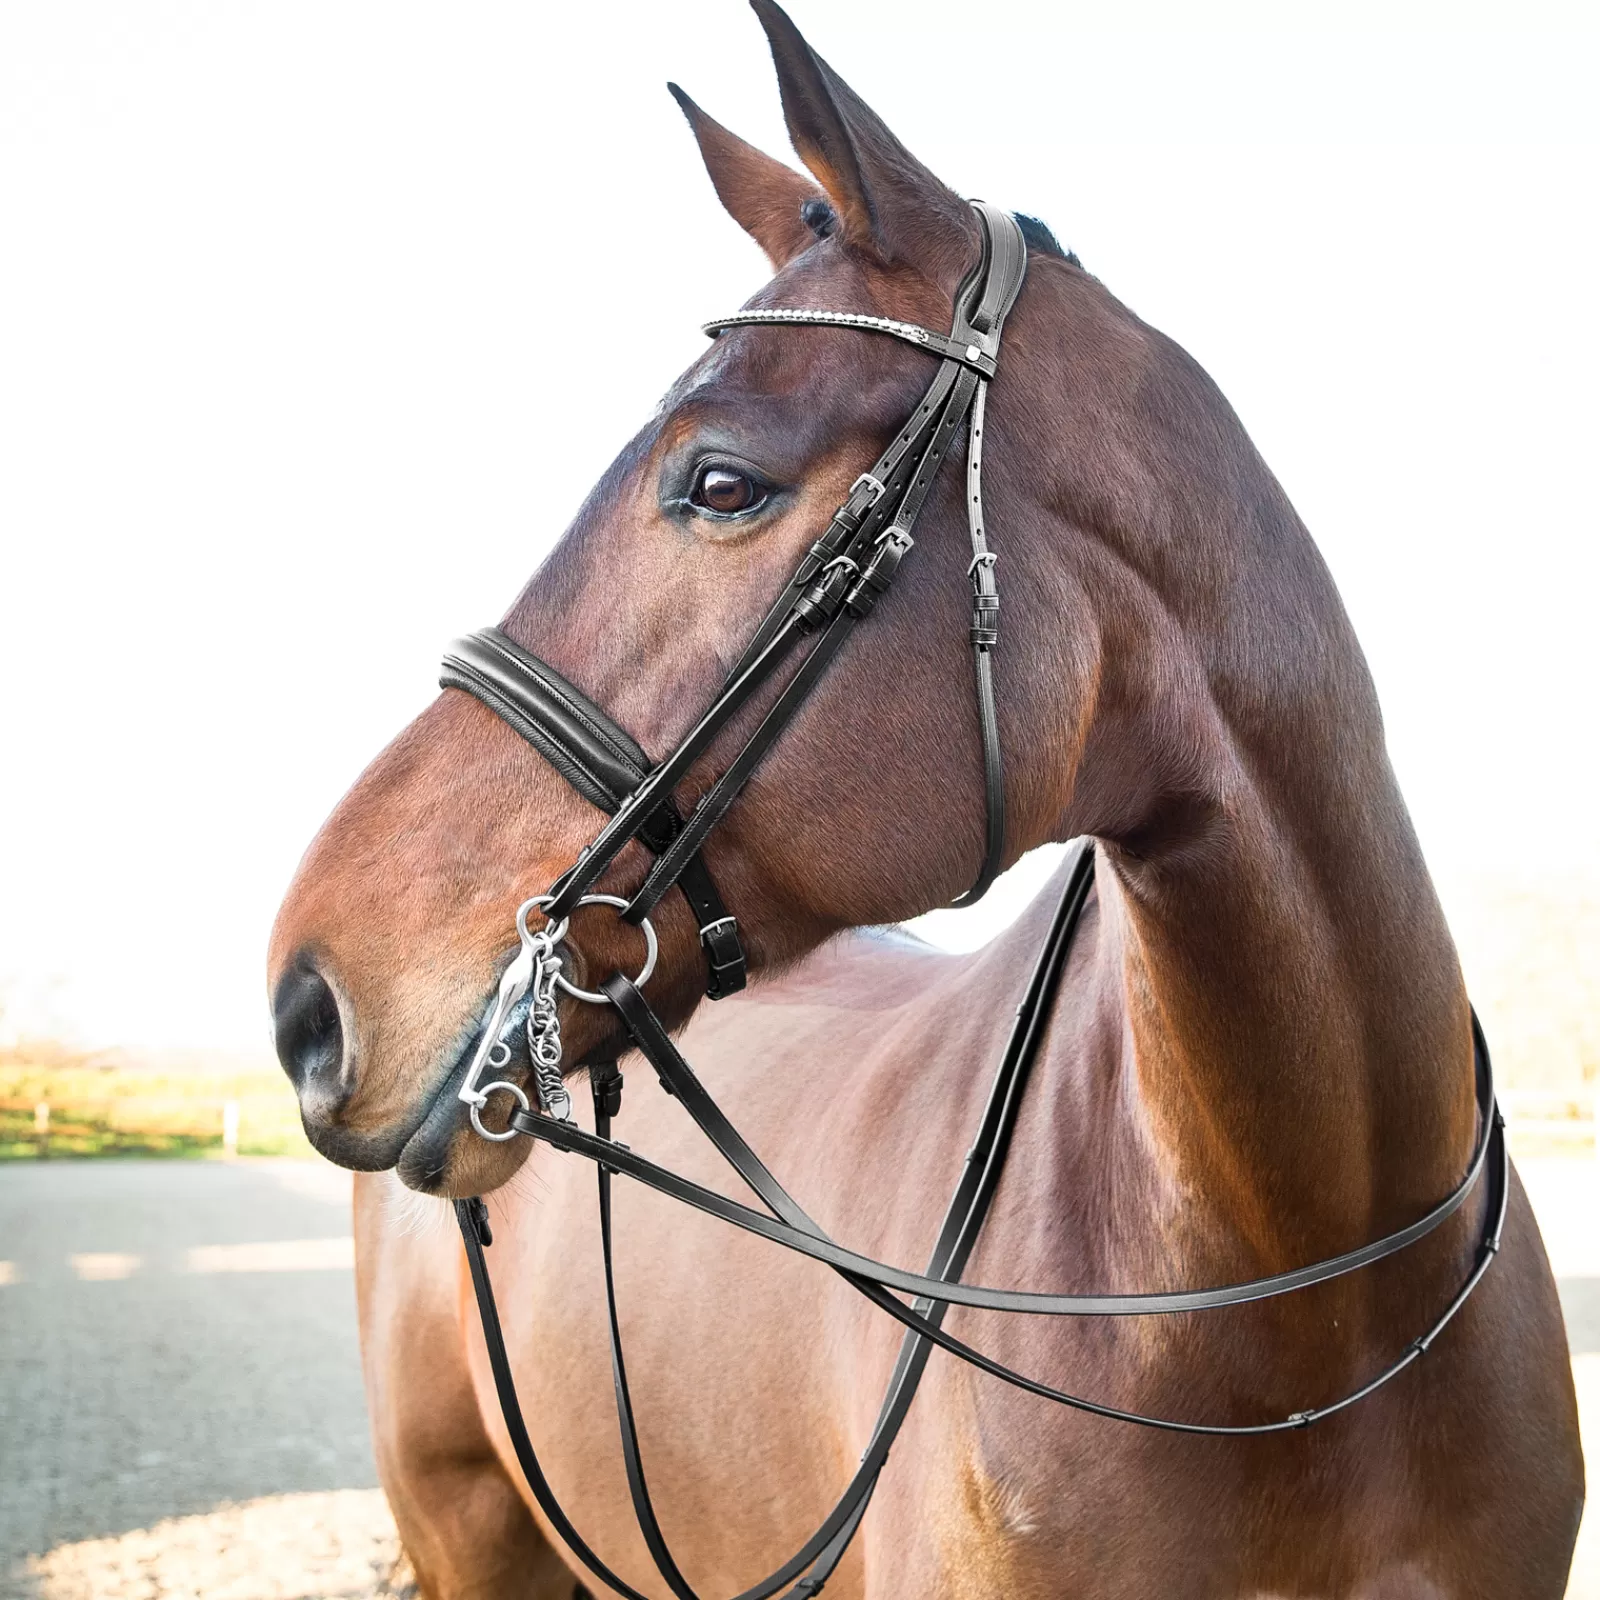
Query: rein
435 203 1507 1599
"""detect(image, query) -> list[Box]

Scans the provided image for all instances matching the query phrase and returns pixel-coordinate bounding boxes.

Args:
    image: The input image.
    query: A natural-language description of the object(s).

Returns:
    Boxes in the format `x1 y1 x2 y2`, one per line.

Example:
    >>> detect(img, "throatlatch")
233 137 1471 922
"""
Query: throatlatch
438 203 1507 1600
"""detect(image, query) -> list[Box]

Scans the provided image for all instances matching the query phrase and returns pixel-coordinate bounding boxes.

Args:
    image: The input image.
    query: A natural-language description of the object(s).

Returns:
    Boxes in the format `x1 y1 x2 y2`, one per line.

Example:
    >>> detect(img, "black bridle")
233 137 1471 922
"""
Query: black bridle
435 203 1507 1600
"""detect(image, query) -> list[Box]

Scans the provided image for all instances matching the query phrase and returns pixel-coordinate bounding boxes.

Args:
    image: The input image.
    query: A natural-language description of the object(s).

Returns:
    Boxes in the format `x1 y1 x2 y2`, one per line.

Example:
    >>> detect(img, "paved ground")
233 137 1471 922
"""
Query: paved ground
0 1156 1595 1598
0 1160 376 1595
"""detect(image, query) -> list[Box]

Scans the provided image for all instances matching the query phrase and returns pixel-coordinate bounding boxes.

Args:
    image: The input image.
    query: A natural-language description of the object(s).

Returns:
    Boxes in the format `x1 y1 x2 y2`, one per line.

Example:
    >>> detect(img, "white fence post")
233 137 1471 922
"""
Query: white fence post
222 1099 240 1159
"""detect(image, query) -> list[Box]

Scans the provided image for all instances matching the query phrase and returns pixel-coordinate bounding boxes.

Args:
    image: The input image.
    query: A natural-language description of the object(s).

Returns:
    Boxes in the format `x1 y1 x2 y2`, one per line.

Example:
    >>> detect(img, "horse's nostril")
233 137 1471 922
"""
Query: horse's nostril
273 957 345 1090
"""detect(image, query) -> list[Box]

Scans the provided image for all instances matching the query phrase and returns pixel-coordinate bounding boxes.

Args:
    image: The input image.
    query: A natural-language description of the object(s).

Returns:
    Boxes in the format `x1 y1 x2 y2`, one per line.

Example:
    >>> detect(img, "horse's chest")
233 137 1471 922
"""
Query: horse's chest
882 1376 1456 1600
908 1471 1453 1600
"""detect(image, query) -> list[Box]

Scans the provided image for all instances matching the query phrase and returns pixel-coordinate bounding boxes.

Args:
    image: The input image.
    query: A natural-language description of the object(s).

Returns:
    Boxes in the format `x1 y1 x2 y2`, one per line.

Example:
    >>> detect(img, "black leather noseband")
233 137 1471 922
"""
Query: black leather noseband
432 202 1507 1600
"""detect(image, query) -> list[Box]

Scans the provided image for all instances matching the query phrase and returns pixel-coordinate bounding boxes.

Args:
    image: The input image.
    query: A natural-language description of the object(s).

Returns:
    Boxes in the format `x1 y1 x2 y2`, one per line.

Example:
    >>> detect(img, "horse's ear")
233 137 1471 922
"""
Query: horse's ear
669 83 830 270
749 0 973 270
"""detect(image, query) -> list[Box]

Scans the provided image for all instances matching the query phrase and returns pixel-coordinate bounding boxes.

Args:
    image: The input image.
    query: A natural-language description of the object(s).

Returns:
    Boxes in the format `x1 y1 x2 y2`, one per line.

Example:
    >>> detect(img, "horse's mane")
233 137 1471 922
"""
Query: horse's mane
1014 211 1081 269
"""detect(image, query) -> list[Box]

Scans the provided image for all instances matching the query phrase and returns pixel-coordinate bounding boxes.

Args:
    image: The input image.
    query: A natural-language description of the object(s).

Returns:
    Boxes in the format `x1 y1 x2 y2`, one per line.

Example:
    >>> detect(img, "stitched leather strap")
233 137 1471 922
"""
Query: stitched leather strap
441 628 658 810
540 610 813 922
541 358 951 921
702 308 999 376
952 380 1004 906
947 201 1024 903
723 361 964 689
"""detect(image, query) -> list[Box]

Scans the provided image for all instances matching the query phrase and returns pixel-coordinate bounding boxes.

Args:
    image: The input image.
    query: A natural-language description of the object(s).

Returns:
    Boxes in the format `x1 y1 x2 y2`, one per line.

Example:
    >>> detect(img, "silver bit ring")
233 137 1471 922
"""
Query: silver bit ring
468 1079 530 1143
519 893 658 1004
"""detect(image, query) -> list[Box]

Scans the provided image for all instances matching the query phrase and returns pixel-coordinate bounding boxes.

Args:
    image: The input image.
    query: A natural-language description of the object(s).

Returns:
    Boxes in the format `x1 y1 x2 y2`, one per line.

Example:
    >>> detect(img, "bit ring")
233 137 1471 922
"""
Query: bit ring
516 896 570 950
468 1080 530 1143
519 893 659 1004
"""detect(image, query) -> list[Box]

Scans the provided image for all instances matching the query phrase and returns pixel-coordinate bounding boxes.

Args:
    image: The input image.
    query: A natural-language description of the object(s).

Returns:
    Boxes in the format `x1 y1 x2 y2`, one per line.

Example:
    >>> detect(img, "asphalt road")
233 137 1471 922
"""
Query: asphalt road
0 1159 373 1590
0 1156 1595 1597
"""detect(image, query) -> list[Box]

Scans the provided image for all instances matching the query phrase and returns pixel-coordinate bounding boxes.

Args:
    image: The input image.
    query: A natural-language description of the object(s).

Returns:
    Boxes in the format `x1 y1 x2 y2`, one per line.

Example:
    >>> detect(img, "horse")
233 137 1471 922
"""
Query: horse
267 4 1584 1594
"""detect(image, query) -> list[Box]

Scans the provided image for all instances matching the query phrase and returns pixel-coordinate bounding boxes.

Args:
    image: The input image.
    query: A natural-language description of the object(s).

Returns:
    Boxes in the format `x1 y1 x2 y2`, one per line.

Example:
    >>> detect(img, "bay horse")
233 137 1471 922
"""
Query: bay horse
268 3 1583 1594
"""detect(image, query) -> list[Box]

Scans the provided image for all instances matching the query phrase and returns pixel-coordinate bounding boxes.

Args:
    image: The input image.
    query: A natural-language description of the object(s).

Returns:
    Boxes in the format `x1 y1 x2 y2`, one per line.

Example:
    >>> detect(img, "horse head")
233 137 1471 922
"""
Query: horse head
268 0 1329 1197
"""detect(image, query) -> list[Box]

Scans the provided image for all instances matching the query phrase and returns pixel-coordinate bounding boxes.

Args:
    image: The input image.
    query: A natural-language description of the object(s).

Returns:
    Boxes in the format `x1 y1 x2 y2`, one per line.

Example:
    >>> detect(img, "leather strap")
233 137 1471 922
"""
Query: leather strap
622 364 983 923
590 1065 703 1600
952 380 1004 907
629 206 1026 917
455 1194 657 1600
519 1097 1508 1438
722 361 964 690
947 201 1024 904
511 1002 1501 1323
441 628 660 812
702 308 999 377
540 608 813 922
540 357 951 922
539 204 1031 924
441 628 747 999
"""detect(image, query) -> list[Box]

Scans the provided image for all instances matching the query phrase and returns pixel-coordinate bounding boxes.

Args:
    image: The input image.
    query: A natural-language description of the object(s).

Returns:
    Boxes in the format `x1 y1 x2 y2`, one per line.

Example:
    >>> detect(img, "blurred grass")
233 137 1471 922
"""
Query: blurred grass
0 1048 311 1161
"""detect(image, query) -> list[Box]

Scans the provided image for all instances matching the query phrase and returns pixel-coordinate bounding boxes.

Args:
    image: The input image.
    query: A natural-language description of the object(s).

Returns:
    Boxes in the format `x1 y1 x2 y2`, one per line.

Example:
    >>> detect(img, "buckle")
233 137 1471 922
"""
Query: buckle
700 916 747 999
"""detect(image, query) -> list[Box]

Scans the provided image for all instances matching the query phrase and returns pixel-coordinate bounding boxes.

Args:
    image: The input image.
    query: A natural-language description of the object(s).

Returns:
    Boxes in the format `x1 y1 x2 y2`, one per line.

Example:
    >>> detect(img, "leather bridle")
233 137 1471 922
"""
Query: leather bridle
434 203 1508 1600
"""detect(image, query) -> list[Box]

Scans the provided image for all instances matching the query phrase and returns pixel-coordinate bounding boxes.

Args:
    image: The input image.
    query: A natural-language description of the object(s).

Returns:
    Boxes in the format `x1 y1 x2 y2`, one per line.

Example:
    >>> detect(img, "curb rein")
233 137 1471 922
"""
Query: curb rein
436 204 1508 1600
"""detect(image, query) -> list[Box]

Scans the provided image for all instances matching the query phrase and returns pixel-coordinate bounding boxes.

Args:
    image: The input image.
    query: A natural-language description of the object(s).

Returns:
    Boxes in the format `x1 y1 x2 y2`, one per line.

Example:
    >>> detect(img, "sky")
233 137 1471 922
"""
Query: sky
1 0 1596 1057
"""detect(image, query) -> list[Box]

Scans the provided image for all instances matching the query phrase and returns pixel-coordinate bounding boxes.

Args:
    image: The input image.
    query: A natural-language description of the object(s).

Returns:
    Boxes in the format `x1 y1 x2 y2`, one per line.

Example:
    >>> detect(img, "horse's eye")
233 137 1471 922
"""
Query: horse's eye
690 465 765 516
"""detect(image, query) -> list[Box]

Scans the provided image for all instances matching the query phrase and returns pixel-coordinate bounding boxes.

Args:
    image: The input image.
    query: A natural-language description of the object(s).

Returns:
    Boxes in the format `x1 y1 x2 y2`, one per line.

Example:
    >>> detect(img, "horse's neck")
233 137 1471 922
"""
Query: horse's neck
1026 499 1476 1261
1057 716 1475 1278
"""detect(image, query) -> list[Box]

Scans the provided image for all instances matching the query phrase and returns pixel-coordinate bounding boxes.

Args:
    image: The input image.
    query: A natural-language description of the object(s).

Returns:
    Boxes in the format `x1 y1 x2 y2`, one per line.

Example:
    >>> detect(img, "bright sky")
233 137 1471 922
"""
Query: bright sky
1 1 1595 1056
